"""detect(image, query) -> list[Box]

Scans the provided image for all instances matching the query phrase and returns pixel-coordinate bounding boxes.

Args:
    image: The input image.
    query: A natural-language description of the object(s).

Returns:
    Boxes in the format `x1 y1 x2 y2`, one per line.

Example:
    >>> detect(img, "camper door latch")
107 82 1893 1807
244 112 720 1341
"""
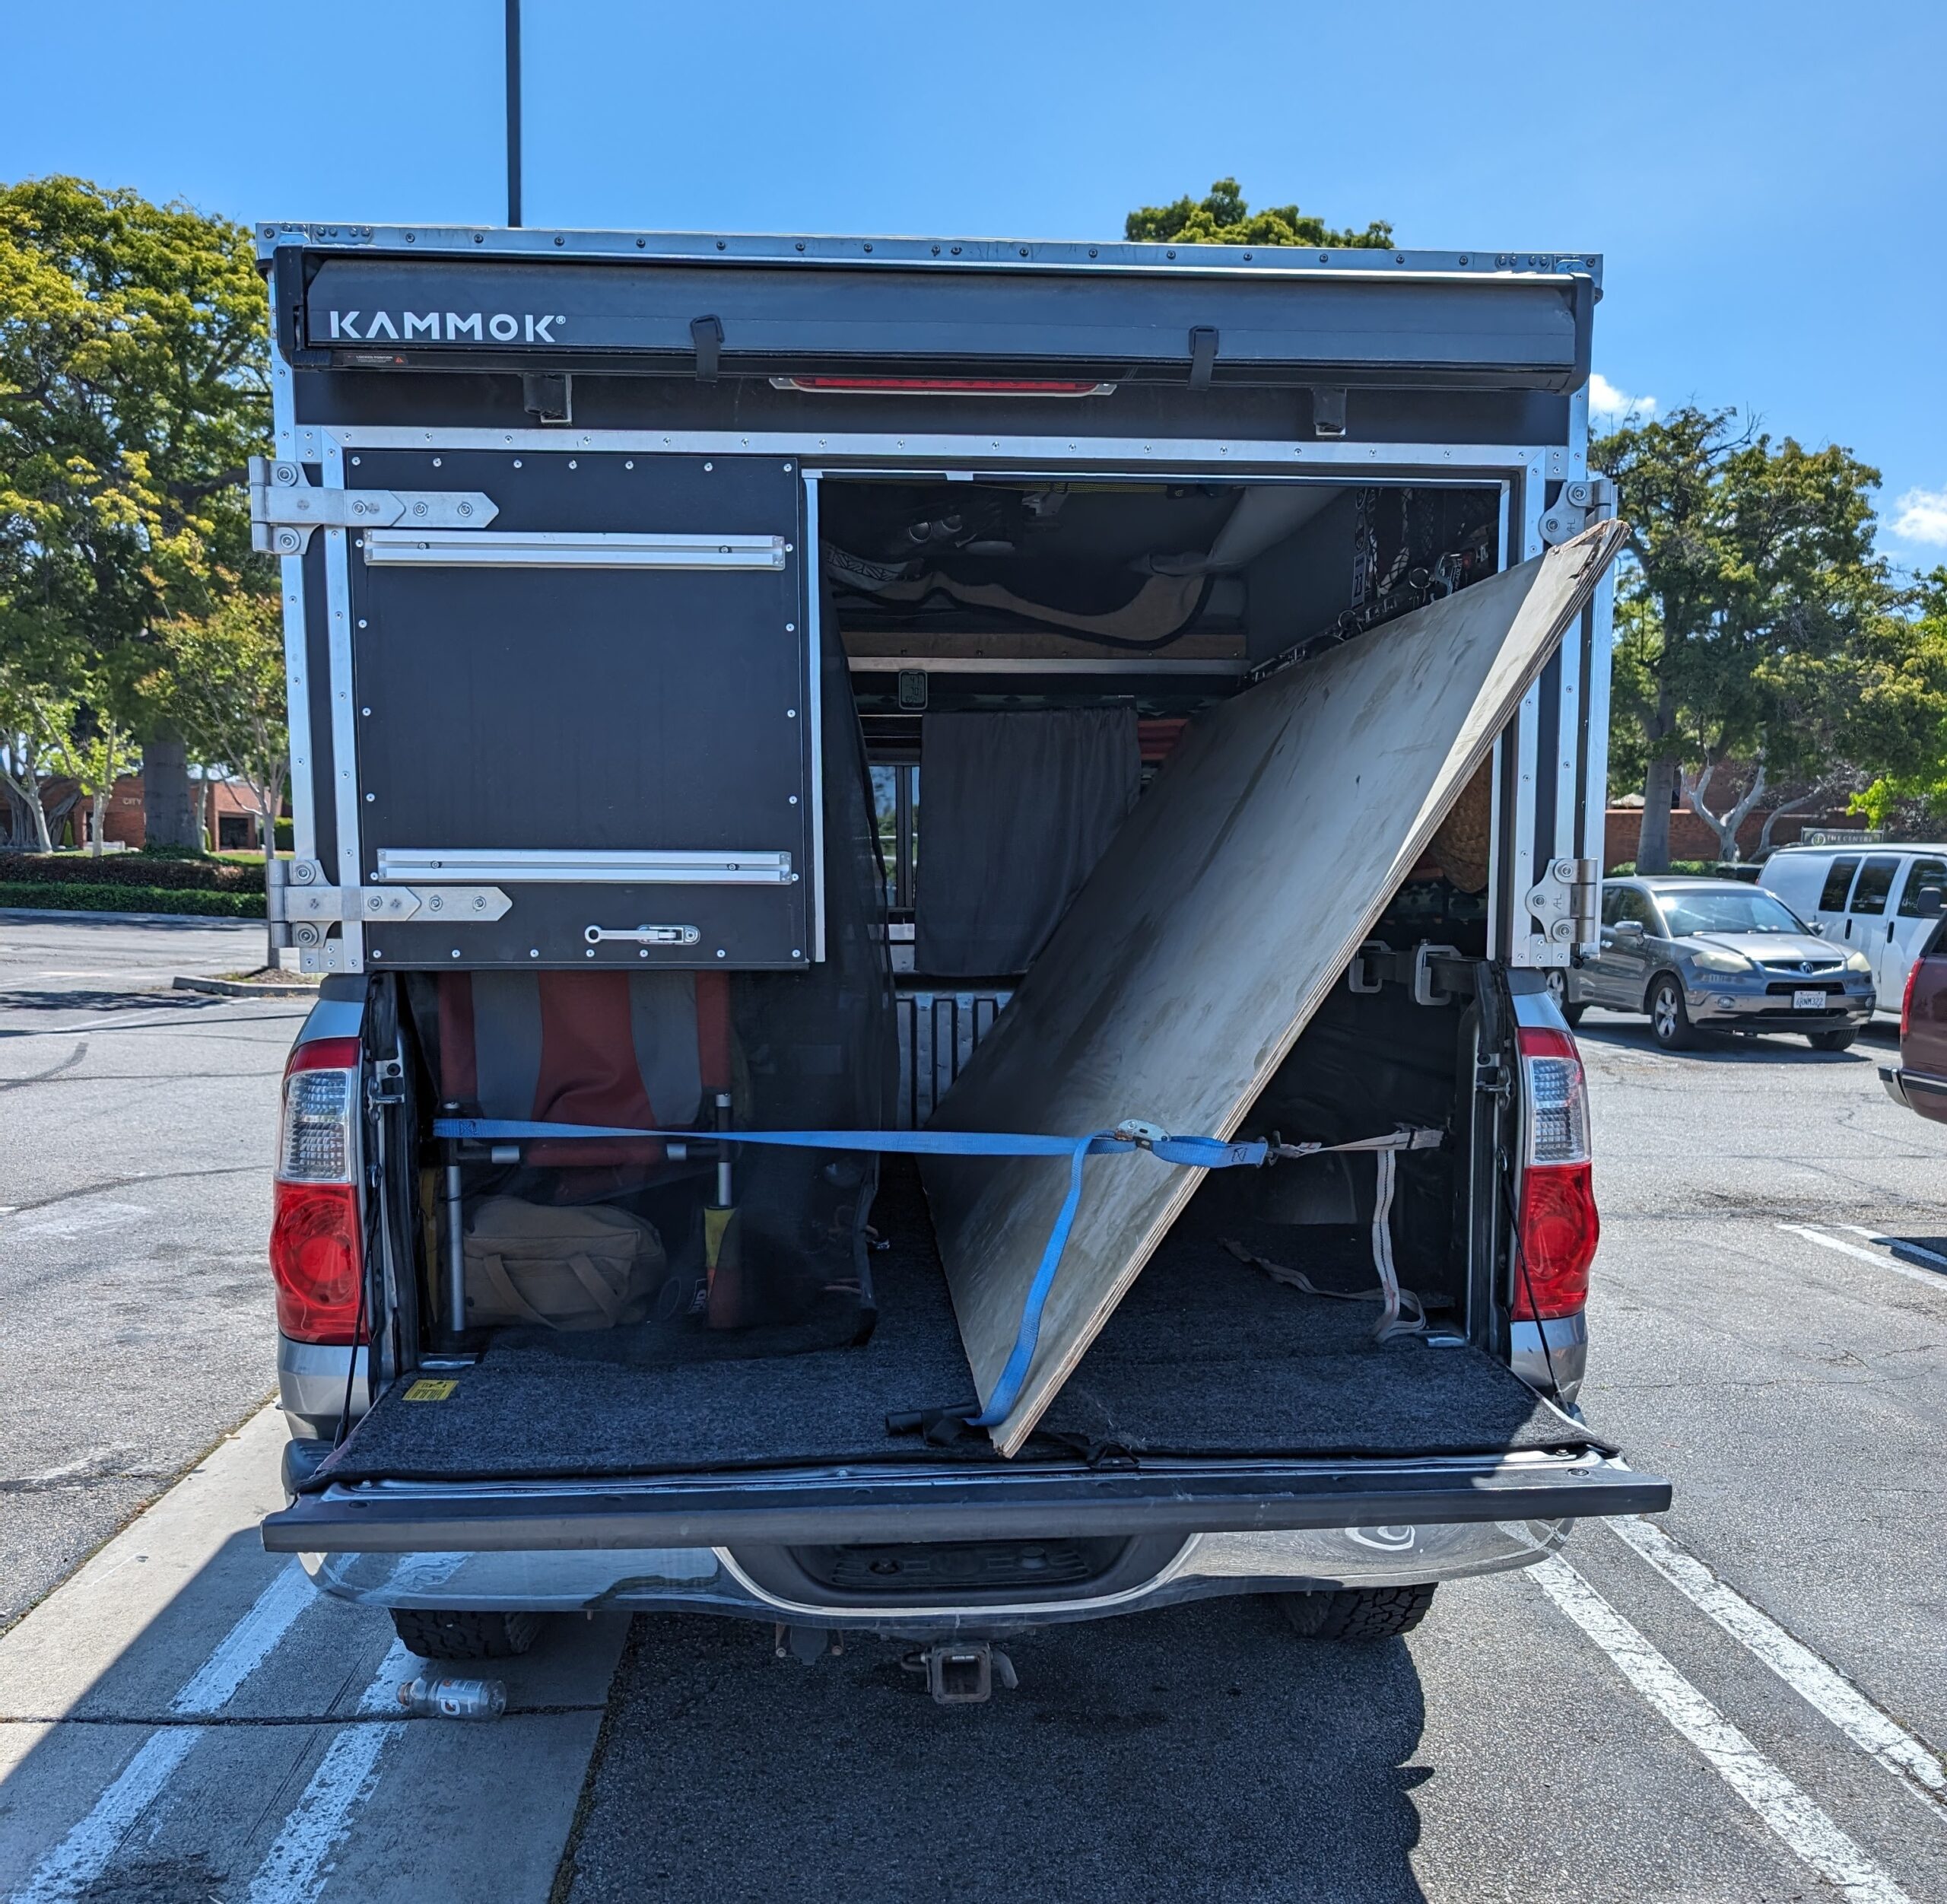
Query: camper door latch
249 458 500 556
1538 474 1616 547
1525 857 1600 944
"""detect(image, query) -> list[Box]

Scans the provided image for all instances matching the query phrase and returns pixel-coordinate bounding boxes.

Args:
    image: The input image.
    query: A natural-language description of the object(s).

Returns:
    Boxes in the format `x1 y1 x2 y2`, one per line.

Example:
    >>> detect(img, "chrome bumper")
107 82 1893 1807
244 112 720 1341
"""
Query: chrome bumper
1687 984 1872 1028
1510 1313 1587 1403
300 1516 1574 1634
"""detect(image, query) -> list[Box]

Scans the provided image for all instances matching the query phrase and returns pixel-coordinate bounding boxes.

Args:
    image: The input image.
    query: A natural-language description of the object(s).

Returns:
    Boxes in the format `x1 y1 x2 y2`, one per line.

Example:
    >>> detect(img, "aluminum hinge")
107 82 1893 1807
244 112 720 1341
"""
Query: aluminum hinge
1538 474 1617 548
1524 857 1601 945
248 457 499 555
268 863 513 939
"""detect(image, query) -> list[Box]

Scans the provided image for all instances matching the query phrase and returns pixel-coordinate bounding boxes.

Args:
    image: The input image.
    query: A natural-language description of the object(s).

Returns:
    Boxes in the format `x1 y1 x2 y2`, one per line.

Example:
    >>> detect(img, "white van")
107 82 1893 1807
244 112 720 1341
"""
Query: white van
1758 845 1947 1011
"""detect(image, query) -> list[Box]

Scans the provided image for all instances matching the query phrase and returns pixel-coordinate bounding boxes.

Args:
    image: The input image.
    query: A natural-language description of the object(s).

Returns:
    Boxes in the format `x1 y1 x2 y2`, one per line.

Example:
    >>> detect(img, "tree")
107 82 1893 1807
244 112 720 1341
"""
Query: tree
153 587 288 855
0 176 271 843
0 666 71 851
1847 570 1947 828
1595 406 1894 869
1125 178 1393 250
48 698 141 854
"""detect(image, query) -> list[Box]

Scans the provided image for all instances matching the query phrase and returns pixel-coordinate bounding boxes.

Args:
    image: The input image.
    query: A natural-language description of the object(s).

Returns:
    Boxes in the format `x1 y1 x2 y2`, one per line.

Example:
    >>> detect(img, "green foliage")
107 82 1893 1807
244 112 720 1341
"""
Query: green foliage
0 848 262 891
1592 405 1937 861
150 587 288 826
1125 178 1392 250
1849 569 1947 825
0 176 272 728
0 880 264 917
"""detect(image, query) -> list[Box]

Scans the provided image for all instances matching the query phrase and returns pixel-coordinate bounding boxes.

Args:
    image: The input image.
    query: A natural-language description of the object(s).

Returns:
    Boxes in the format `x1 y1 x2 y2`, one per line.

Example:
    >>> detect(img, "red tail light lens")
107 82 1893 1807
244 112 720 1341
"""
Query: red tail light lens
1513 1026 1598 1320
272 1035 365 1344
1901 958 1920 1041
270 1181 365 1341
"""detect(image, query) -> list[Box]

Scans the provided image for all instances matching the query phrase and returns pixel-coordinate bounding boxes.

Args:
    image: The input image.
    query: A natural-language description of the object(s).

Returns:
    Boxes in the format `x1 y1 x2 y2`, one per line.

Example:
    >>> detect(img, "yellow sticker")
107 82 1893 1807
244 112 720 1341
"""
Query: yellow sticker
403 1378 458 1403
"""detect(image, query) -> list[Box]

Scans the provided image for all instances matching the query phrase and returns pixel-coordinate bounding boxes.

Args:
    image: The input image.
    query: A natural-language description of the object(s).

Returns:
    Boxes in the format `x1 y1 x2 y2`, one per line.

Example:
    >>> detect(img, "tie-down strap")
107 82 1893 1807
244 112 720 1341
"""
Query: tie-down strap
430 1115 1444 1429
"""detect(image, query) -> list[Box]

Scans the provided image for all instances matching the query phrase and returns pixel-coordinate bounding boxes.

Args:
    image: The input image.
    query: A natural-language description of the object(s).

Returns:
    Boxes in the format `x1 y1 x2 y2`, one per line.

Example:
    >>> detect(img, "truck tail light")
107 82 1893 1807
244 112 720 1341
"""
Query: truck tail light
1513 1027 1598 1321
271 1037 365 1344
1901 958 1920 1041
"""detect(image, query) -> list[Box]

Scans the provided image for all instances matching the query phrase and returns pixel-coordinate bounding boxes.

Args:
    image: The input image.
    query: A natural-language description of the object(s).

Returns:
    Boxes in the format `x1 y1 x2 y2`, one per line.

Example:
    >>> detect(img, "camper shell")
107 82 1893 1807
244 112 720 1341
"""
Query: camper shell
252 221 1662 1663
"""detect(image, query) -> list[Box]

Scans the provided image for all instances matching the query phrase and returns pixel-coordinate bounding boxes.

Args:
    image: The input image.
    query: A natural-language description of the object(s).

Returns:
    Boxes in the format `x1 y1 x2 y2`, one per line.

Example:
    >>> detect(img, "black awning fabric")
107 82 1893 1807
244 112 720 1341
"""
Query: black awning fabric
915 708 1140 981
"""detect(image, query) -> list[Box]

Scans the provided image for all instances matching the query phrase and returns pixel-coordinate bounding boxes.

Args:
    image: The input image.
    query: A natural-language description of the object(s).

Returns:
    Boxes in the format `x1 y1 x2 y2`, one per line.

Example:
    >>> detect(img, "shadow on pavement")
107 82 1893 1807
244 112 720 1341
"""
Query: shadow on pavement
563 1598 1430 1904
0 988 234 1019
1574 1013 1894 1066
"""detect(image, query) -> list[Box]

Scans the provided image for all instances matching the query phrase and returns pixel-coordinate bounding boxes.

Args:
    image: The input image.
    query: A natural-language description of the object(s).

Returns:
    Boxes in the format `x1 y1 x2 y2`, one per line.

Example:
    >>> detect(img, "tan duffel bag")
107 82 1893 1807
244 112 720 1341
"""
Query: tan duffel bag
462 1197 668 1332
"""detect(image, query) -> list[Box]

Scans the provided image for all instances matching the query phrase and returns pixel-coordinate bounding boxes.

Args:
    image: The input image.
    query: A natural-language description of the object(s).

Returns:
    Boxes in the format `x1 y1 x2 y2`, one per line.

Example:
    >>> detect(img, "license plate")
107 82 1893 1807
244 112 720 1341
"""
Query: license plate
1793 988 1826 1010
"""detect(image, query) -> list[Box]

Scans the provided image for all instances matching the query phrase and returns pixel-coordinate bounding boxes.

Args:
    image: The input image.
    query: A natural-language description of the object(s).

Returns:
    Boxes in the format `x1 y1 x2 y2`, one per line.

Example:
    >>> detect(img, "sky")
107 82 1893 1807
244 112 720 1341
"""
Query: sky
5 0 1944 571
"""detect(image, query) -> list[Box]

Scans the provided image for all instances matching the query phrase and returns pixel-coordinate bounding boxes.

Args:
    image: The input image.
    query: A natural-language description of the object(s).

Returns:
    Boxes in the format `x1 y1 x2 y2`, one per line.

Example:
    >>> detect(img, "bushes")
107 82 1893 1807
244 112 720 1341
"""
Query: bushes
0 882 265 918
0 850 265 893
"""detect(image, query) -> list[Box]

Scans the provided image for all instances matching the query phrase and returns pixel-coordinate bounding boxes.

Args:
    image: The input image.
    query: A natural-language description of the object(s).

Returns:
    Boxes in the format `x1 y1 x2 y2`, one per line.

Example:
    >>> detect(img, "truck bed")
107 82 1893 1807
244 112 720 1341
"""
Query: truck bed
312 1162 1593 1489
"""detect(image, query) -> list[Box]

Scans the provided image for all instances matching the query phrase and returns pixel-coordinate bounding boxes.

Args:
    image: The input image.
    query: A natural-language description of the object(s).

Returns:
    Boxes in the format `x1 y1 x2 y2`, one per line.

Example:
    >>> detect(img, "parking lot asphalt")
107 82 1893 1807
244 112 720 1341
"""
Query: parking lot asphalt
1 926 1943 1903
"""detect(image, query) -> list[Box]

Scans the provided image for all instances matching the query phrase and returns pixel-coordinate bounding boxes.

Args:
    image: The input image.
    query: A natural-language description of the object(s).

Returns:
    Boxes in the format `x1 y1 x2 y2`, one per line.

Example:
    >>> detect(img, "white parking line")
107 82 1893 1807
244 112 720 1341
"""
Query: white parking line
169 1562 316 1716
8 1563 317 1904
1840 1225 1947 1273
1611 1518 1947 1820
8 1731 202 1904
1777 1224 1947 1292
1533 1557 1913 1904
243 1639 415 1904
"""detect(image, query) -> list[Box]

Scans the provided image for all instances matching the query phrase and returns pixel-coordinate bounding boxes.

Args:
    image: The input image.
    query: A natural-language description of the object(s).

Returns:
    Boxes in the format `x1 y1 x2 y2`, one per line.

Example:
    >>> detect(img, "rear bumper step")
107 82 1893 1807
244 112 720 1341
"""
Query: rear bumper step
262 1451 1668 1554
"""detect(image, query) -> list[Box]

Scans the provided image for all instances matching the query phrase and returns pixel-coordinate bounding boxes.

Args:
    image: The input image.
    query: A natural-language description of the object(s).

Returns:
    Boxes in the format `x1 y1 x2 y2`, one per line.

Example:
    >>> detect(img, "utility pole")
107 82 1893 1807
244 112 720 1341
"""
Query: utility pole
505 0 522 227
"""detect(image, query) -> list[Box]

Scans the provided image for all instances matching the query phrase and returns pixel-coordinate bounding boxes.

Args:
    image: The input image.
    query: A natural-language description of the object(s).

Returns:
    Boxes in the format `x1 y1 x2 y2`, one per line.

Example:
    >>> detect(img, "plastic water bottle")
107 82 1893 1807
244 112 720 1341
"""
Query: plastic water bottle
395 1674 506 1720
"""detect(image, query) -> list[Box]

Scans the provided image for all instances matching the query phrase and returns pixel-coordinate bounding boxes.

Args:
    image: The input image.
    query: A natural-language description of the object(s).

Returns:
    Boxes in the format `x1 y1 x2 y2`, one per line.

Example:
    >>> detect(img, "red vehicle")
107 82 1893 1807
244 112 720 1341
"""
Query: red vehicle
1879 918 1947 1124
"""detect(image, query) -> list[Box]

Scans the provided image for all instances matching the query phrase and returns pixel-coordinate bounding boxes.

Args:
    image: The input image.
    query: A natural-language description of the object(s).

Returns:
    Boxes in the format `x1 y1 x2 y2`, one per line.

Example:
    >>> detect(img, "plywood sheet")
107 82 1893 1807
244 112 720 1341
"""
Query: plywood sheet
923 523 1627 1455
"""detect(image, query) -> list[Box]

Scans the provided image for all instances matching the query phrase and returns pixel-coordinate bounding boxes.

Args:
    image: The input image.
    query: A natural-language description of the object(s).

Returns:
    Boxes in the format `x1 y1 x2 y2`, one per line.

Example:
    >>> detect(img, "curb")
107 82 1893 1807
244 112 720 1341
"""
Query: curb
0 905 265 928
173 975 320 999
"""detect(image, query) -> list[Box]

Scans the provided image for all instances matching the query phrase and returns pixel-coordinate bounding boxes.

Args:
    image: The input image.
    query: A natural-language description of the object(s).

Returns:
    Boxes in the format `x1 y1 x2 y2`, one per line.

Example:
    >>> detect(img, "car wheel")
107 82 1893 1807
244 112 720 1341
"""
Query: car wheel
389 1608 543 1661
1647 975 1698 1050
1806 1029 1856 1051
1276 1584 1437 1641
1543 968 1587 1027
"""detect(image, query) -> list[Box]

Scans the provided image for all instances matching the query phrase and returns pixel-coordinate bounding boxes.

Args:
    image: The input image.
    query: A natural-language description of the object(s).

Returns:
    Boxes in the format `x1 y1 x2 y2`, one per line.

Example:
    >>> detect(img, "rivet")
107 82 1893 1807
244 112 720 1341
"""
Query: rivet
716 949 727 958
1018 246 1027 257
365 793 375 802
637 237 646 249
351 456 361 465
357 618 367 628
951 246 961 256
863 242 872 253
796 241 805 253
1088 247 1097 258
529 949 539 958
786 623 796 632
1167 250 1176 259
451 949 461 958
474 234 484 244
786 708 797 718
361 707 371 717
792 949 802 958
789 795 799 805
554 235 564 246
718 239 727 250
513 459 522 468
625 459 634 469
568 459 577 469
432 456 442 466
704 461 713 471
639 948 649 958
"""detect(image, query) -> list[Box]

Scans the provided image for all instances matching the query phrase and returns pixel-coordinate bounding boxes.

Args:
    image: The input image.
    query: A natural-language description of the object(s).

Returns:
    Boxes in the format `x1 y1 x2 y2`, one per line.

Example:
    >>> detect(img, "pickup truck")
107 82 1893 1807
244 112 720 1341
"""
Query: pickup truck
252 219 1666 1693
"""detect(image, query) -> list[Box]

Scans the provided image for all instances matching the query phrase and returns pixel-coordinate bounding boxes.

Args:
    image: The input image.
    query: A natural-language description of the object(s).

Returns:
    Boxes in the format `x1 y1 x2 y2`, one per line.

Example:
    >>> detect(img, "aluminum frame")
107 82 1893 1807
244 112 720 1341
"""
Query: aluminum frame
375 847 795 886
360 527 788 571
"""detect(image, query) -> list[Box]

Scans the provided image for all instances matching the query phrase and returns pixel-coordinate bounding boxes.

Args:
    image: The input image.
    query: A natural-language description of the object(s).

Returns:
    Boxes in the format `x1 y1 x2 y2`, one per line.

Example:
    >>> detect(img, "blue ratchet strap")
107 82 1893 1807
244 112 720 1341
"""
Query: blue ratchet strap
429 1115 1268 1429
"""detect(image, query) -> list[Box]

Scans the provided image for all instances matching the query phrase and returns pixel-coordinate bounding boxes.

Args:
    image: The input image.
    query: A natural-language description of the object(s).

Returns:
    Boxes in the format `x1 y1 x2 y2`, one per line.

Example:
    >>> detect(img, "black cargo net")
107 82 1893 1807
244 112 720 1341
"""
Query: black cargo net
402 587 895 1363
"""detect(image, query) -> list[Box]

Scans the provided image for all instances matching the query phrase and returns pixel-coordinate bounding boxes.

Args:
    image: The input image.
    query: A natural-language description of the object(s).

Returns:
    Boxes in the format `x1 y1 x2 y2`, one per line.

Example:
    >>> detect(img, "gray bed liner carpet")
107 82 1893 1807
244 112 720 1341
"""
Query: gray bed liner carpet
316 1161 1594 1487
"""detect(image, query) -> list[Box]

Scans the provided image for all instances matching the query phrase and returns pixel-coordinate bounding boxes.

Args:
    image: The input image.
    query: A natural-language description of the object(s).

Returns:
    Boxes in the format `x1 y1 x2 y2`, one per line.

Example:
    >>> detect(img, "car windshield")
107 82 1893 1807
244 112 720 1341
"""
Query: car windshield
1654 888 1806 937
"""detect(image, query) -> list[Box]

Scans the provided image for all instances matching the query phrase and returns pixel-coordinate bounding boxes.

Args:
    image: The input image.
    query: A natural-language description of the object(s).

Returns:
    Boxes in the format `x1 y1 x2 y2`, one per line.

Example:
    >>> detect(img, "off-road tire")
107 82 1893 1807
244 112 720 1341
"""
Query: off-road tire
389 1608 543 1661
1276 1584 1438 1642
1647 975 1698 1051
1807 1029 1856 1051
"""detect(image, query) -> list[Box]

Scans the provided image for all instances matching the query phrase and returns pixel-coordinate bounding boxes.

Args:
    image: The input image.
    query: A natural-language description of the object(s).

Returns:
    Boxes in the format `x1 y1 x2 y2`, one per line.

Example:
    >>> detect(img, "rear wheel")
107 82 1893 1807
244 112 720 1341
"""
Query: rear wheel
389 1608 543 1661
1545 969 1587 1027
1807 1029 1856 1051
1647 976 1698 1051
1276 1584 1437 1642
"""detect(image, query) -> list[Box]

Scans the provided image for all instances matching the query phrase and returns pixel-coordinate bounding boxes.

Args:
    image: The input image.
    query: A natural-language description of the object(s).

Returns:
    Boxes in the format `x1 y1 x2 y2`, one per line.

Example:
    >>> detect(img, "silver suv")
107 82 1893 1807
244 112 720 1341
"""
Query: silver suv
1563 876 1875 1051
